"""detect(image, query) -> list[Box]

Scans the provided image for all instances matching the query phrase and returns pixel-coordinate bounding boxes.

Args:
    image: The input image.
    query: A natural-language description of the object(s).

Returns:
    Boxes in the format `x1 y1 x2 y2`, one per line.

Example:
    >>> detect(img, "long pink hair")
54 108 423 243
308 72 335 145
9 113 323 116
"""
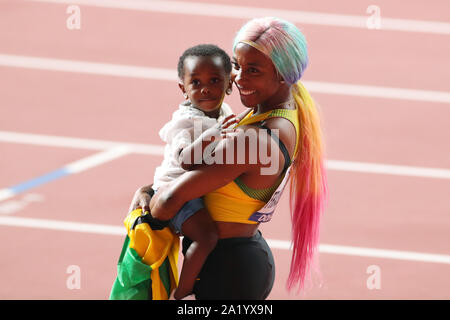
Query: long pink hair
233 17 328 291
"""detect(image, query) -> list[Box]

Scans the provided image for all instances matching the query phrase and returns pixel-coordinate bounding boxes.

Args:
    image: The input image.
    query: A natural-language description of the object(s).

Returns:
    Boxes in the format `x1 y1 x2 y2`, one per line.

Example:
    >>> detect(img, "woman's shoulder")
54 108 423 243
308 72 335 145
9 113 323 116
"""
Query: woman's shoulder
259 116 297 159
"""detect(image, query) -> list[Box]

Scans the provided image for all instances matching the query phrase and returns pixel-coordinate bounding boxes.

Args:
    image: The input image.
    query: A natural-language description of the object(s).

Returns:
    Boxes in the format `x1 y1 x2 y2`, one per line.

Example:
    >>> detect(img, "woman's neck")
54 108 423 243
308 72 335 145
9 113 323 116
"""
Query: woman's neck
253 84 293 115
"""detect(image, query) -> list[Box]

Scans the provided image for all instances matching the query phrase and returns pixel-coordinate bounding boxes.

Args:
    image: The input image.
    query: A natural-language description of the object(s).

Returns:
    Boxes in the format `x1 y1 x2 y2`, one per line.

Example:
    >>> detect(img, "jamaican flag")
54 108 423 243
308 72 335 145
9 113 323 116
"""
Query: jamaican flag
109 208 179 300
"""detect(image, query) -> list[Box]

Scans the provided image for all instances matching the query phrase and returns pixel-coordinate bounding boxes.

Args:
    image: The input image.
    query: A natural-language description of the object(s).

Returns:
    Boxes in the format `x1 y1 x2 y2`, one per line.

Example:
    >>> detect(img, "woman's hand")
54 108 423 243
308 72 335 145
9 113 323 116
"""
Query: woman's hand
128 184 154 213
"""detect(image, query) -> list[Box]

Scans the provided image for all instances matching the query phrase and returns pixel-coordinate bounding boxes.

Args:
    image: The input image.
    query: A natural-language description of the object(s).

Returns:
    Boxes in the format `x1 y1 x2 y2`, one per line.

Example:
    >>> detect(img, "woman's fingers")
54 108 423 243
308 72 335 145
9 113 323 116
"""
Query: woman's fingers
221 127 241 139
220 114 239 129
222 118 239 129
139 193 151 213
221 113 240 129
220 114 236 125
129 186 152 213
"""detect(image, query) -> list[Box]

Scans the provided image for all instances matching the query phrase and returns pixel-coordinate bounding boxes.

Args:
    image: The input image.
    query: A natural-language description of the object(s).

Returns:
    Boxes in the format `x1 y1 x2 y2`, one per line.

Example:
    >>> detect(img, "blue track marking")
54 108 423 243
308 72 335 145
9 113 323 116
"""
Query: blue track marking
8 168 70 195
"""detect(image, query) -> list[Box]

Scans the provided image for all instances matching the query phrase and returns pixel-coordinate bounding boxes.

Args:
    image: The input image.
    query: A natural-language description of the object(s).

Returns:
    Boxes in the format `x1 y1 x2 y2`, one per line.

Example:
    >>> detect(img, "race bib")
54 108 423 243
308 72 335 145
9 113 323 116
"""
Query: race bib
248 167 291 223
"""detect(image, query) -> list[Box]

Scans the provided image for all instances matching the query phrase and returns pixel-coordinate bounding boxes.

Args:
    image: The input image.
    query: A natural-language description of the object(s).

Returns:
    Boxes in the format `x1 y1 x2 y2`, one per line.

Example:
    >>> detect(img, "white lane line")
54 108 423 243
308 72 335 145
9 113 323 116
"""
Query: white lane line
1 215 449 264
319 244 450 265
1 54 450 104
64 145 132 173
0 216 124 235
28 0 450 35
0 130 165 155
327 160 450 180
0 193 45 215
0 190 15 203
305 81 450 104
1 130 450 180
0 54 176 81
0 146 133 202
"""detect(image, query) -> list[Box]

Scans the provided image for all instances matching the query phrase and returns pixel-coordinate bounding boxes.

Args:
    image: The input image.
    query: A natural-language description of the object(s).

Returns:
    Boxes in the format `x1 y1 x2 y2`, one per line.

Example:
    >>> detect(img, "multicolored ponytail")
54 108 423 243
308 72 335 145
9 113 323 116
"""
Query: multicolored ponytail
233 17 328 292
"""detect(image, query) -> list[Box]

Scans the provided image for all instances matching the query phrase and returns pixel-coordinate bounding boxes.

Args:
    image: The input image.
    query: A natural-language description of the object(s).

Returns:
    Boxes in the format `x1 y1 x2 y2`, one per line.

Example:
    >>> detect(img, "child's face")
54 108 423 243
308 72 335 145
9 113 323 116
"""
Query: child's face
179 55 230 117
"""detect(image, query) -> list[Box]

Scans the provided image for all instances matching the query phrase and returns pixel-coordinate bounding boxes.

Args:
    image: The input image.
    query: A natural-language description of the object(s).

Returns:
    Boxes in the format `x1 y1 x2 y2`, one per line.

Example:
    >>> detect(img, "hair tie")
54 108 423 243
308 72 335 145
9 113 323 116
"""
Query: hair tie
238 40 270 57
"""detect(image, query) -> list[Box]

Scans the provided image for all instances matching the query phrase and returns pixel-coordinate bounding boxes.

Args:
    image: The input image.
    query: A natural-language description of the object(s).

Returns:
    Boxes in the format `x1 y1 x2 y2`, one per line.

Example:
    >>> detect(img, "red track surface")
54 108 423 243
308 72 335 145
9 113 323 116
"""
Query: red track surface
0 0 449 300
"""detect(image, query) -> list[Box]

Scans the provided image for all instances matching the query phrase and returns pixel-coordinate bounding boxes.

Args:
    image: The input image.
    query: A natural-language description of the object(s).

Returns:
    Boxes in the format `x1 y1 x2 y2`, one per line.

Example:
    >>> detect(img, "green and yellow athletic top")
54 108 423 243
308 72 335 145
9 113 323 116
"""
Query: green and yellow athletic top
203 107 300 224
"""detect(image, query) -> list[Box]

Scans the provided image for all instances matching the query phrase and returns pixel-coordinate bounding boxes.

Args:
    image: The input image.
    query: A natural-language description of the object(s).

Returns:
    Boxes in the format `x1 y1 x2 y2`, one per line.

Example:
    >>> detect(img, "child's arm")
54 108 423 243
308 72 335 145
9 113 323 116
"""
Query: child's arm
178 113 238 171
178 126 219 171
178 110 253 171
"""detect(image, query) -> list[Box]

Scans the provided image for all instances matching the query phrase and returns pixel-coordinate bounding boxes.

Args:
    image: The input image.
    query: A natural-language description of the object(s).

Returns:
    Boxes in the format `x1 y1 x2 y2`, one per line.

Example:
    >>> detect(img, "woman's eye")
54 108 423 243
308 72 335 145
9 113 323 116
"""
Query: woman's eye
211 78 220 84
192 80 200 86
232 62 240 70
249 68 259 73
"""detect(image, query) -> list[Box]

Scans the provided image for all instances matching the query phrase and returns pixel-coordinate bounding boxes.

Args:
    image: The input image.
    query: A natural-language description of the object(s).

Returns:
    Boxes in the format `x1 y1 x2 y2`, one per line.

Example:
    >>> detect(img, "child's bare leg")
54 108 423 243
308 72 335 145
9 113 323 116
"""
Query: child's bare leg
174 208 218 300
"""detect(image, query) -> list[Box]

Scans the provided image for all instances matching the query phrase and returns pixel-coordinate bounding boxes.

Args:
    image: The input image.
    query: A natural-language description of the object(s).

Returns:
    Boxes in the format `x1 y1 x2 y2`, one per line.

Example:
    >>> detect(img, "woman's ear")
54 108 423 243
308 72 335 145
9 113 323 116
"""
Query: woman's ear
178 81 188 99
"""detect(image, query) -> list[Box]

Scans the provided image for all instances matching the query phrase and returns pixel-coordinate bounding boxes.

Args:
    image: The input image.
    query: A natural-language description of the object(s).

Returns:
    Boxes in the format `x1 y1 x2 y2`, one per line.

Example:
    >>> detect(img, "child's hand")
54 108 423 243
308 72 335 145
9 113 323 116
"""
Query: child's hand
219 113 245 139
200 123 222 142
220 126 244 140
220 114 240 129
219 109 252 134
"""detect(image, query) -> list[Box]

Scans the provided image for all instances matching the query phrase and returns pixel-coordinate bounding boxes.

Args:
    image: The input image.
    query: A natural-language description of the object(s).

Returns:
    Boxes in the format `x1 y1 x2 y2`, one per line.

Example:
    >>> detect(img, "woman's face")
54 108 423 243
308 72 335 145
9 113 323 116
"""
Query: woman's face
232 43 284 108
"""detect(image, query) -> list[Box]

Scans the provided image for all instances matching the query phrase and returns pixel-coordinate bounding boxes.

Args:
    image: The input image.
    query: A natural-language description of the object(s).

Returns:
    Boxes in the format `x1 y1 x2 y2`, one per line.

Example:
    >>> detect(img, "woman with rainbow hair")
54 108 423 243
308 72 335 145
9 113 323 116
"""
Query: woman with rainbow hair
130 17 328 299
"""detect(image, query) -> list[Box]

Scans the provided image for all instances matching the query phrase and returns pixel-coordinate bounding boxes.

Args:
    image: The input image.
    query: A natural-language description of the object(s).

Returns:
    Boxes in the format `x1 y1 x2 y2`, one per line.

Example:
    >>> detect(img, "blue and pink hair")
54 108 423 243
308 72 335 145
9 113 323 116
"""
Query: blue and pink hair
233 17 328 292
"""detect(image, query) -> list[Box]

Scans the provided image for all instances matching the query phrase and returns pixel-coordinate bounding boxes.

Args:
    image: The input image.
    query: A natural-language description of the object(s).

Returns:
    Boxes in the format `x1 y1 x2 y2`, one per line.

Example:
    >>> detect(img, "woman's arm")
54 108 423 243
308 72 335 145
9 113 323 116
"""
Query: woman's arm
150 160 247 221
128 114 248 213
150 126 273 220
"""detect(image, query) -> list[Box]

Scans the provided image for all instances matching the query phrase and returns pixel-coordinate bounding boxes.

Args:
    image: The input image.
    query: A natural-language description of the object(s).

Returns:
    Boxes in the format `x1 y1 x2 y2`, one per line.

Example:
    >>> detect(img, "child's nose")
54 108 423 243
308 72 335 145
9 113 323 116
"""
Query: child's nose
201 86 210 95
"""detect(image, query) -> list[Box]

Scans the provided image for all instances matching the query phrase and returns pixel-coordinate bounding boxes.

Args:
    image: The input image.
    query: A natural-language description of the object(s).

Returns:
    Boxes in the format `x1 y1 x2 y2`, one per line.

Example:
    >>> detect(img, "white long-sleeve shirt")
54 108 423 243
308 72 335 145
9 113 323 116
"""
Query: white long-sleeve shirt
152 102 233 190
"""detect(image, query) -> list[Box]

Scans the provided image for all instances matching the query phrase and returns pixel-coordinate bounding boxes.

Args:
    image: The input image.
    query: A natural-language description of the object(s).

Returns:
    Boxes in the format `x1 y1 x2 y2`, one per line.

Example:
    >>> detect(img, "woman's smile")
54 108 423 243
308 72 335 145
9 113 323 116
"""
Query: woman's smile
237 87 256 96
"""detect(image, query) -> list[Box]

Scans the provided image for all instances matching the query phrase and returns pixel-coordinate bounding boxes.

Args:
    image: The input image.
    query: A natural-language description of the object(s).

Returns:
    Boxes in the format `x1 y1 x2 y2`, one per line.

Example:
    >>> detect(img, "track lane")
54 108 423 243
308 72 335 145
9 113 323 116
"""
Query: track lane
0 0 449 300
1 1 449 90
1 66 449 169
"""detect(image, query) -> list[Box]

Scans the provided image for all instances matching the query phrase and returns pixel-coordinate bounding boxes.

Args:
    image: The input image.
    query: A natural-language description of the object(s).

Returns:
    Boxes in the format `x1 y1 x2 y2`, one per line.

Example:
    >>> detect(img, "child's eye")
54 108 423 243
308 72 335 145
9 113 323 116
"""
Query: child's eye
249 67 259 73
232 62 240 70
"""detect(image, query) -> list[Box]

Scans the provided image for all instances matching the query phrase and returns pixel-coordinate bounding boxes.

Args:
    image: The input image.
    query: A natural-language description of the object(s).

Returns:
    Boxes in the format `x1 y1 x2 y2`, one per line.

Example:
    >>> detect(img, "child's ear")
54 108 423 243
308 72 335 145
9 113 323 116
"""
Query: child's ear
178 81 188 99
225 79 233 95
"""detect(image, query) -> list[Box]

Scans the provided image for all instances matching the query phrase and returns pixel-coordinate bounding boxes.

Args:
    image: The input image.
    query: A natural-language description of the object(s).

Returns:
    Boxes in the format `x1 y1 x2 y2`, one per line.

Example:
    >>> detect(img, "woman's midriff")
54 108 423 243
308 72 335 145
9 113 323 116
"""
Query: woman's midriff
215 221 260 239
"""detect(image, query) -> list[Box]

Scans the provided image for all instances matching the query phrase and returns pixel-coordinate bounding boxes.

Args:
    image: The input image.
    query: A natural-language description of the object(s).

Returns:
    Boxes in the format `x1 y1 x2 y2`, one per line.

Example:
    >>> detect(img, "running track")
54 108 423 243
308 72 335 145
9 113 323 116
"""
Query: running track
0 0 449 299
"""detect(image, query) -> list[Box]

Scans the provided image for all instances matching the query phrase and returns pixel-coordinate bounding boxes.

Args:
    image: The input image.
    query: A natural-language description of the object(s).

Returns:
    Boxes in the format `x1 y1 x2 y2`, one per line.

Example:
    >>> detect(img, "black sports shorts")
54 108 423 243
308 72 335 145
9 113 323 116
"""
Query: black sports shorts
182 230 275 300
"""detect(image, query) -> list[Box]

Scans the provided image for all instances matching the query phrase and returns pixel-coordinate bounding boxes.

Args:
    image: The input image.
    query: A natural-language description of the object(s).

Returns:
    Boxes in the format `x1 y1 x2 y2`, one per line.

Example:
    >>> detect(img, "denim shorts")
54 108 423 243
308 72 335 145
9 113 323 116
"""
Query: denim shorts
170 197 204 234
153 189 204 235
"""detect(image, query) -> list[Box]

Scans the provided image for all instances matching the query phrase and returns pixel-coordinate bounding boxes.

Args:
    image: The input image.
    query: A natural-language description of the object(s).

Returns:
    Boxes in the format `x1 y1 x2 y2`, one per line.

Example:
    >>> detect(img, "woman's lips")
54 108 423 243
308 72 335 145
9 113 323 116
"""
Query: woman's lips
239 88 256 96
